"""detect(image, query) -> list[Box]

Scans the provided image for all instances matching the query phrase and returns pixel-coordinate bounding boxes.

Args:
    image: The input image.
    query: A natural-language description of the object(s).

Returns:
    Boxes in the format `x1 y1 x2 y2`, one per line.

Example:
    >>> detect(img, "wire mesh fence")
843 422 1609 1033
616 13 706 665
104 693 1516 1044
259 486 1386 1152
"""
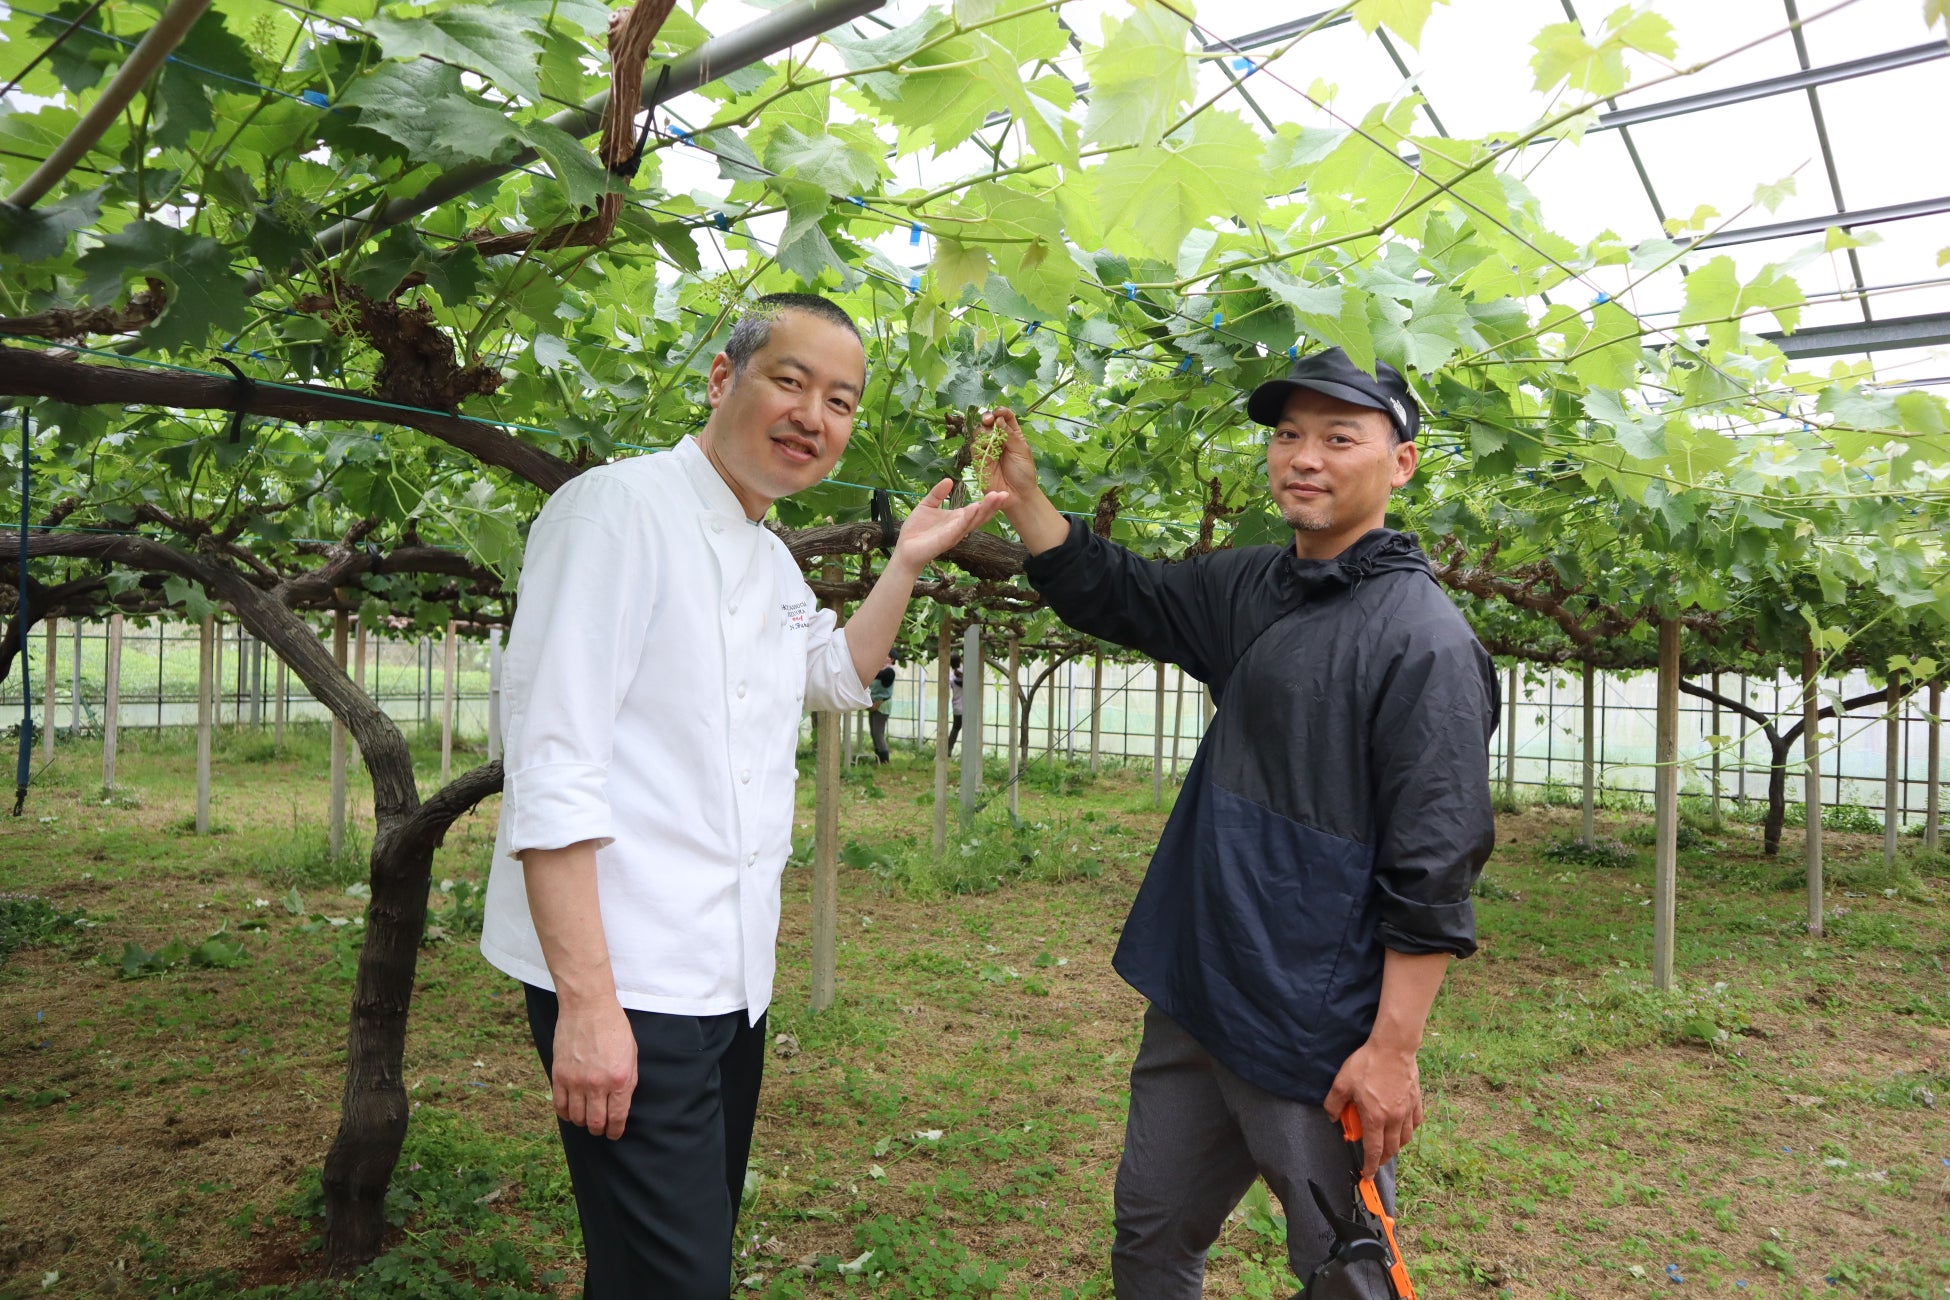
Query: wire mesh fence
3 619 1940 823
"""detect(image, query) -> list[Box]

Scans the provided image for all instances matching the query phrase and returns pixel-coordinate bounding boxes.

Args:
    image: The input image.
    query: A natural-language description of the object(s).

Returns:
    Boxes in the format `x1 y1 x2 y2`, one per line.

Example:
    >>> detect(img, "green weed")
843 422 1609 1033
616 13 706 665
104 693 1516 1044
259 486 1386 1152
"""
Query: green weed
0 893 92 963
1540 836 1638 870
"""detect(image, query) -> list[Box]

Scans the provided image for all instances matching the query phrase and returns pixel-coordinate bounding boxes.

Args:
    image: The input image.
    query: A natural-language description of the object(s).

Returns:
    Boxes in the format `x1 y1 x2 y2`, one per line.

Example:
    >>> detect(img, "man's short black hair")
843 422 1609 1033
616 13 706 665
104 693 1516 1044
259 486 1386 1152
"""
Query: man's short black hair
724 293 862 375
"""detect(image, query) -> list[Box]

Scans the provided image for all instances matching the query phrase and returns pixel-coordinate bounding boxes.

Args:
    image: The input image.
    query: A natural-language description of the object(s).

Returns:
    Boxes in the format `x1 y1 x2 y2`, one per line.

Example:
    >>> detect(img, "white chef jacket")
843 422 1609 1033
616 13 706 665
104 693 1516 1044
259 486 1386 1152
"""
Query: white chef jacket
479 435 870 1021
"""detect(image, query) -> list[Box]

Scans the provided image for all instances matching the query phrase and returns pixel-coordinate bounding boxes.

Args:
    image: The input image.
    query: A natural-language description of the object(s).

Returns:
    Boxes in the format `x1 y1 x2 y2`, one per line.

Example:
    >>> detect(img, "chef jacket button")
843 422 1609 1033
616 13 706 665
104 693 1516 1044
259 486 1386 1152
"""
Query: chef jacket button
710 521 722 533
740 768 751 784
728 601 739 615
736 683 748 698
746 851 757 866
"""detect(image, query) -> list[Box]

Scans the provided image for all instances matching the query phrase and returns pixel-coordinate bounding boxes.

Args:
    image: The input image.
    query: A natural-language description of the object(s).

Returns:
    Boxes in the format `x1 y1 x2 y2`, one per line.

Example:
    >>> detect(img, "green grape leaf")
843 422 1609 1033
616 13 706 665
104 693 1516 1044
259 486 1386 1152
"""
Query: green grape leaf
1753 175 1797 213
931 238 994 299
516 120 609 212
150 64 215 152
1091 111 1266 261
161 576 220 622
1080 2 1194 148
0 185 101 261
341 63 519 169
74 220 250 352
366 3 546 103
1564 301 1642 391
695 127 768 183
1583 389 1666 458
1530 6 1675 97
1367 283 1473 372
764 125 883 196
1822 226 1879 252
822 11 953 99
1352 0 1449 47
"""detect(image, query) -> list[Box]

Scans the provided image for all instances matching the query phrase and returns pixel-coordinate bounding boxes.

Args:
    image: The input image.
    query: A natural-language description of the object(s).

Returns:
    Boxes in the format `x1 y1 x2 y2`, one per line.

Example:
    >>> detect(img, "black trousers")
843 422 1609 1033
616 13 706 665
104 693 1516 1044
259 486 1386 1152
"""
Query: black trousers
946 713 962 754
524 985 766 1300
868 707 890 761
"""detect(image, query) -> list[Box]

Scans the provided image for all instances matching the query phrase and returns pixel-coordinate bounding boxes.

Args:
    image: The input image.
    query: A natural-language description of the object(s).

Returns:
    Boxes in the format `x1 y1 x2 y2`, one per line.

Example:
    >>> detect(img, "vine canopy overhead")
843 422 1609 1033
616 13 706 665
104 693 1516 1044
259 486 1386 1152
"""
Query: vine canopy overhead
2 0 1950 664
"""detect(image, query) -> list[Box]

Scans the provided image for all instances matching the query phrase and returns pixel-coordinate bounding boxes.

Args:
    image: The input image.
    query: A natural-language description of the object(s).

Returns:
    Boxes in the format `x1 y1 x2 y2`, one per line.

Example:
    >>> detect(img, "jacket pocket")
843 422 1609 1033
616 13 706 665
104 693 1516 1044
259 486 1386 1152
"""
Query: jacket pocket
1195 782 1379 1044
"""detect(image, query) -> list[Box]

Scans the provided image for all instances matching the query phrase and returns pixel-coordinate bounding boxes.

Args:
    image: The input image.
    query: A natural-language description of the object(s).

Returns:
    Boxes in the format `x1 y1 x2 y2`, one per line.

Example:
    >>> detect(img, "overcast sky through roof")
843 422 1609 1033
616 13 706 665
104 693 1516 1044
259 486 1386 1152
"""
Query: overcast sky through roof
665 0 1949 391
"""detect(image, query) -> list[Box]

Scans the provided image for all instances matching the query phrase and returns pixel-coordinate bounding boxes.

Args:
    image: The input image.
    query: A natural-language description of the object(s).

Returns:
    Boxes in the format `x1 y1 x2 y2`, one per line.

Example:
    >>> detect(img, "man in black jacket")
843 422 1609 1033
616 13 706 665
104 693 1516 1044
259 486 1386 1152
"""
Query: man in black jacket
981 349 1496 1298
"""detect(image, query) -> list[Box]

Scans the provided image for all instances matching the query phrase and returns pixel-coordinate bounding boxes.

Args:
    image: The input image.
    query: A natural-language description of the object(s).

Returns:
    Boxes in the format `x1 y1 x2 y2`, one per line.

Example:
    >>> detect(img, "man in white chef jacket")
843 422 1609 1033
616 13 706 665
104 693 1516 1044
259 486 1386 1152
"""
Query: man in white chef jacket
480 293 1007 1297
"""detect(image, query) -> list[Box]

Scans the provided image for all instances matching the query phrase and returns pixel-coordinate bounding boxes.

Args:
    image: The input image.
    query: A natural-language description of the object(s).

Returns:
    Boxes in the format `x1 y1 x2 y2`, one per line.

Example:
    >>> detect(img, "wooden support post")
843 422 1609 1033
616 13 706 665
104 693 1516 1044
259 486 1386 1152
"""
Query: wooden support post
212 617 224 728
1803 635 1824 937
329 611 349 857
810 567 843 1010
810 700 841 1011
1928 681 1942 853
959 624 982 823
1046 659 1057 758
41 618 55 761
440 620 457 786
1653 619 1680 991
353 617 368 771
1169 670 1186 778
932 621 951 856
1152 660 1166 808
486 628 504 763
1886 670 1902 867
1007 636 1021 820
1581 660 1597 847
1710 670 1723 826
1504 662 1519 803
250 635 264 728
274 657 287 749
101 614 122 794
195 615 213 834
1088 654 1102 774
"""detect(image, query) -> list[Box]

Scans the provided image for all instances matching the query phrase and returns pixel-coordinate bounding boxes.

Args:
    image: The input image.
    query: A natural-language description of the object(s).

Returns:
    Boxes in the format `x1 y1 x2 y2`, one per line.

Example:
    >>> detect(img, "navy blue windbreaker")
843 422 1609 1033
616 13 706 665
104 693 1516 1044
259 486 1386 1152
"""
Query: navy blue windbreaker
1024 520 1497 1104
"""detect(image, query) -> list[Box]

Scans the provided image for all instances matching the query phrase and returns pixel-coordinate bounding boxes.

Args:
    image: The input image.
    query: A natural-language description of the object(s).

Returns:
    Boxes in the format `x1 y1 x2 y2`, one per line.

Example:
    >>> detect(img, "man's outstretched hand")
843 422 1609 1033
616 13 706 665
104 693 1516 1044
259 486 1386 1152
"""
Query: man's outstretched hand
891 477 1010 571
976 407 1070 555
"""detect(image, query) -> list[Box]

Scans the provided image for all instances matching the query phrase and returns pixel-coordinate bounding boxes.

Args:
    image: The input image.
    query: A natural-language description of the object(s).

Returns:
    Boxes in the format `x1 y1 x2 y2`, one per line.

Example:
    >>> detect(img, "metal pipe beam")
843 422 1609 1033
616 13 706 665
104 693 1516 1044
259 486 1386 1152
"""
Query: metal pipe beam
1763 311 1950 359
1692 195 1950 249
1201 10 1350 54
1595 41 1947 131
292 0 885 273
3 0 212 209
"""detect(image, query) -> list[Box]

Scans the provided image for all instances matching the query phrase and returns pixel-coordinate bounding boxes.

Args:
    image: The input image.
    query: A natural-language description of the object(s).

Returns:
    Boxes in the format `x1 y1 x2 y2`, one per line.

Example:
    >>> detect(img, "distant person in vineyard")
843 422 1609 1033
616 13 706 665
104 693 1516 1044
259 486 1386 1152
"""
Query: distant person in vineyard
982 348 1497 1298
869 652 897 763
479 292 1007 1299
946 652 965 755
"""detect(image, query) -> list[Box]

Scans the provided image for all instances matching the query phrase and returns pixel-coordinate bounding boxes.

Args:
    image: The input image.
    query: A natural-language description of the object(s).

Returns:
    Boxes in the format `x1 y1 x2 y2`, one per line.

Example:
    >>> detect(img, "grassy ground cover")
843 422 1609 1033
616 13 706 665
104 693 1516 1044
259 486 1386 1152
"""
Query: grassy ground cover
2 727 1948 1299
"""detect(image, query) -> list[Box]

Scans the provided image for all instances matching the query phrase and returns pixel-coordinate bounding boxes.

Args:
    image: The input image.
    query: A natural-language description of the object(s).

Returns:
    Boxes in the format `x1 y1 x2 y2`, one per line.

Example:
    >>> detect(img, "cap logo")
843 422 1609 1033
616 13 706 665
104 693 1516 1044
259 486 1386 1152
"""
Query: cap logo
1388 398 1406 424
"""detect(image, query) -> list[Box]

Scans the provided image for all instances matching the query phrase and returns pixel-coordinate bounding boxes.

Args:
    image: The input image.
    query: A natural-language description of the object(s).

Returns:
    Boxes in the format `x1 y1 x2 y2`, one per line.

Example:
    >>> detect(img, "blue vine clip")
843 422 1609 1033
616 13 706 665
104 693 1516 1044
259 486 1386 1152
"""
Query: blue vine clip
1122 282 1138 300
300 89 329 108
909 222 922 245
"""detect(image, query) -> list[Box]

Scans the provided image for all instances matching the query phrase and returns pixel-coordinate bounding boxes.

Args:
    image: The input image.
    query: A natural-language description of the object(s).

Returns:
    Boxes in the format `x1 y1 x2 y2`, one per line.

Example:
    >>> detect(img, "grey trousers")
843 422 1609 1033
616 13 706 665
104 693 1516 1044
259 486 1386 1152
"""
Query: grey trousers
1111 1004 1397 1300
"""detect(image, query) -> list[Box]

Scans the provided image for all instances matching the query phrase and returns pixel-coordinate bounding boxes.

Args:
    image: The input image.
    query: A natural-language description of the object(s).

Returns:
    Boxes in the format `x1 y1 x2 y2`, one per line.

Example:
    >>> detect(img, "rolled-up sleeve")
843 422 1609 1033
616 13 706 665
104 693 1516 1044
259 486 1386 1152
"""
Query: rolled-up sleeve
1369 627 1498 957
801 601 872 713
501 480 655 857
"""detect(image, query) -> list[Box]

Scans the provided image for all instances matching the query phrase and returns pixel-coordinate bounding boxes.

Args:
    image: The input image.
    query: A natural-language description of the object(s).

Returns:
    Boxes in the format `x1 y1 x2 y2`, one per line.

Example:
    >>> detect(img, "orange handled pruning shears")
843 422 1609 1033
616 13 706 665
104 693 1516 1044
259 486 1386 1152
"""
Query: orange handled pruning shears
1294 1105 1416 1300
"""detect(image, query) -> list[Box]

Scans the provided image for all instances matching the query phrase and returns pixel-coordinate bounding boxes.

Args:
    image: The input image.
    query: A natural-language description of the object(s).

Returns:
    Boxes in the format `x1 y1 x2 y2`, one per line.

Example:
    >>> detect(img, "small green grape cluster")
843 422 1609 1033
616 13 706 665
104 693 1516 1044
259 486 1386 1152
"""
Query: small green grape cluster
969 411 1009 476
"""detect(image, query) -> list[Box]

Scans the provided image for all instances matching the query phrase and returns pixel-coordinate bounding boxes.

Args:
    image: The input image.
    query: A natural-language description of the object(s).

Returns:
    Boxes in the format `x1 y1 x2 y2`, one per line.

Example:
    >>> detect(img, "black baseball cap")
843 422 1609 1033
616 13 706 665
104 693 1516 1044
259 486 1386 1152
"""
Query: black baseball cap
1246 347 1421 442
